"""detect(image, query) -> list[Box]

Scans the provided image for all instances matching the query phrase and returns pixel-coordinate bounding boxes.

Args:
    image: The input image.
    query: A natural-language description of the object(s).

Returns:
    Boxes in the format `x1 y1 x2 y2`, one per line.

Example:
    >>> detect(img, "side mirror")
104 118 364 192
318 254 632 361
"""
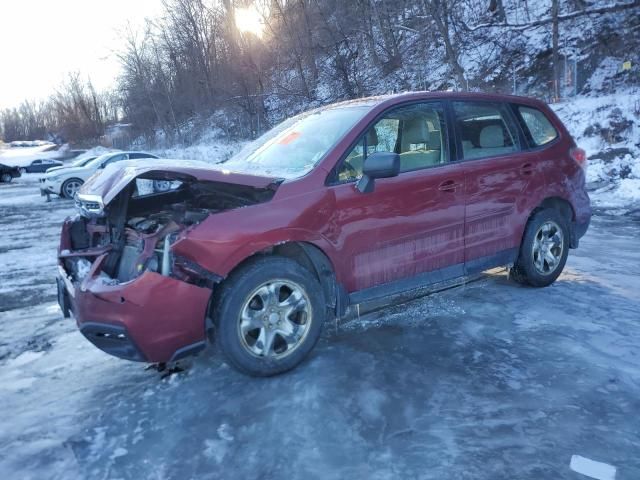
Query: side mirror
356 152 400 193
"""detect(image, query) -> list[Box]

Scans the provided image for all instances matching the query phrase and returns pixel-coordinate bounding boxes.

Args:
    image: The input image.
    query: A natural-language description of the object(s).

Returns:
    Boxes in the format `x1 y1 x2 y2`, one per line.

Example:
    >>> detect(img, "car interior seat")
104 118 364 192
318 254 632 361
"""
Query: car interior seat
399 118 441 171
463 124 515 159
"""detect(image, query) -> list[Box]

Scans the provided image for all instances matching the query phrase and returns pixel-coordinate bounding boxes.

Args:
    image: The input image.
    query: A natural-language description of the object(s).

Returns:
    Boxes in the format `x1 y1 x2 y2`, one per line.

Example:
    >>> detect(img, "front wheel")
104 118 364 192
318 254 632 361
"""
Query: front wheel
61 178 84 199
19 167 27 175
510 209 569 287
213 256 326 376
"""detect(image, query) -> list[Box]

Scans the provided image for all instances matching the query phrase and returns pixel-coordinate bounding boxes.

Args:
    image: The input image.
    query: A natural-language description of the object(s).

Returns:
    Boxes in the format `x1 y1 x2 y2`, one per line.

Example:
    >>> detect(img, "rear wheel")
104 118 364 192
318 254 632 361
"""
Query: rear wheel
213 256 325 376
61 178 83 199
1 173 13 183
510 209 569 287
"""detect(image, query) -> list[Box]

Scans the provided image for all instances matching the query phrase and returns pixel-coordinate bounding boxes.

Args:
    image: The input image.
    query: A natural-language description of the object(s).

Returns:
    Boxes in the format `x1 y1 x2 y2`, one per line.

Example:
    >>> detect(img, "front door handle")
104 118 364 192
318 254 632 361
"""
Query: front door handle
438 180 462 192
520 163 534 175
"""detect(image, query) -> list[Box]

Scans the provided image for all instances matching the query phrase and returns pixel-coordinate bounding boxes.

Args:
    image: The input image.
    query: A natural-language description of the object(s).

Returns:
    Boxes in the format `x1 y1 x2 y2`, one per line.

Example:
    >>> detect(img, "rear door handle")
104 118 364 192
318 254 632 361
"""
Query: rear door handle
438 180 462 192
520 163 534 175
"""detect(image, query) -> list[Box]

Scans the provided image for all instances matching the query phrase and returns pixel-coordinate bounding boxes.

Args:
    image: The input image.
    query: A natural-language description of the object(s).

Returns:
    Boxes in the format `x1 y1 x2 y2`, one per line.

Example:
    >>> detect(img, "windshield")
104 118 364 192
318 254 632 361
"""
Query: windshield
85 153 112 168
222 105 370 179
72 156 97 167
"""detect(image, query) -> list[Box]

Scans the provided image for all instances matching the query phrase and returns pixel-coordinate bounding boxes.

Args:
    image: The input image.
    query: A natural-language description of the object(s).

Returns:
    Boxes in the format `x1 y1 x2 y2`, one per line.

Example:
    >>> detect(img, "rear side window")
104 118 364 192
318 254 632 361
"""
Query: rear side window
453 102 520 160
517 106 558 146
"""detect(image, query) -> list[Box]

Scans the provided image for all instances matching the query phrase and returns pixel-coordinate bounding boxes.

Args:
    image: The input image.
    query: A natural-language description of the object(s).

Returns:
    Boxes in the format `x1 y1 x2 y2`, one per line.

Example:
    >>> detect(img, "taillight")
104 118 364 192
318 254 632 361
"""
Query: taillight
570 147 587 170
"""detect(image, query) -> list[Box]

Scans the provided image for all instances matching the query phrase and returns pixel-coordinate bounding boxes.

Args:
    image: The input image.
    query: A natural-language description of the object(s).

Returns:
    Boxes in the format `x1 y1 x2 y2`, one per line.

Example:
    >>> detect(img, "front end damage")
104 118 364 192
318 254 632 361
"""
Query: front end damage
57 163 280 363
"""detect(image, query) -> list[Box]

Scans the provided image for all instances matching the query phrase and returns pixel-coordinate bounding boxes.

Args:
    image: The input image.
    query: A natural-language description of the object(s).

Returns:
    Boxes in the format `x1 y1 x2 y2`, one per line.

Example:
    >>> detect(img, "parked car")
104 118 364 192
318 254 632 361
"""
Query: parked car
0 163 21 183
18 158 64 174
40 151 159 199
57 92 591 376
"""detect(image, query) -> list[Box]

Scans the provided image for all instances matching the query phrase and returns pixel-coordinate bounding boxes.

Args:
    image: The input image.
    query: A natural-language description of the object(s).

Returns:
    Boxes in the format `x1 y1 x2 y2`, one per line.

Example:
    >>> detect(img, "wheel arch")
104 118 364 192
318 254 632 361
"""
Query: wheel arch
522 196 578 249
537 196 575 222
213 240 346 321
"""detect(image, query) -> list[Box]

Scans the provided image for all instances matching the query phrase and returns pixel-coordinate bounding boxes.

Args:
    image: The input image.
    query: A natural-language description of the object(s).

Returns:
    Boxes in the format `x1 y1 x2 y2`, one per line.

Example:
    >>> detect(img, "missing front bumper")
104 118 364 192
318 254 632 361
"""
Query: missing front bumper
80 322 147 362
58 266 213 363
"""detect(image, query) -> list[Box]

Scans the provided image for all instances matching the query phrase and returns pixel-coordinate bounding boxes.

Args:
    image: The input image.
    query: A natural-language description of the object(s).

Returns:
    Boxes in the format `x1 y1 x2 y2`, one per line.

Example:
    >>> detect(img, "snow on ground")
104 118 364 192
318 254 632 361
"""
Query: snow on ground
152 140 242 164
1 171 640 479
0 143 61 167
552 89 640 213
150 128 245 164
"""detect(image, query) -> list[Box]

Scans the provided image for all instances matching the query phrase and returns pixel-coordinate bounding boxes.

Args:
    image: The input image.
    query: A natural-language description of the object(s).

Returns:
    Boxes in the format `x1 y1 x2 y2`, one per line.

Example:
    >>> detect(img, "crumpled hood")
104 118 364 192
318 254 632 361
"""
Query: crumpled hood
78 159 283 206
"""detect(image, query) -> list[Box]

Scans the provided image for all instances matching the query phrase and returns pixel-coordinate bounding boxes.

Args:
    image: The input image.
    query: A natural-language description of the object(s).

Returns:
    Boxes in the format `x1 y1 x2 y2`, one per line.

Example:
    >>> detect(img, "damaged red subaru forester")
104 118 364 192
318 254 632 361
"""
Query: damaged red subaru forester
57 92 590 376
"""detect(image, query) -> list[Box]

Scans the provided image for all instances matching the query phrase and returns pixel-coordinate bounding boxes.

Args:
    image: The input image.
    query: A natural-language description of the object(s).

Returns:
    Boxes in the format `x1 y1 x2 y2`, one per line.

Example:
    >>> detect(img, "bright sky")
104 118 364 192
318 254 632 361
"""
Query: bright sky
0 0 164 110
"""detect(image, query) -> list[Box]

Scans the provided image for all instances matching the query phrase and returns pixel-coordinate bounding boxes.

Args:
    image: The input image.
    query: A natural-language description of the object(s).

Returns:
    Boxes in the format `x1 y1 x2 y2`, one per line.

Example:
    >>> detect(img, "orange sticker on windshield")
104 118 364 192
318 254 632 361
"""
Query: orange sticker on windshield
278 131 301 145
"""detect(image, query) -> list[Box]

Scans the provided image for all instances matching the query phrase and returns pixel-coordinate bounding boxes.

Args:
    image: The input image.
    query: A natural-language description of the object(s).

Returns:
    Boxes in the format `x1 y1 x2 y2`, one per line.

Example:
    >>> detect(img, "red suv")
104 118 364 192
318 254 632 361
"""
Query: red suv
57 92 590 376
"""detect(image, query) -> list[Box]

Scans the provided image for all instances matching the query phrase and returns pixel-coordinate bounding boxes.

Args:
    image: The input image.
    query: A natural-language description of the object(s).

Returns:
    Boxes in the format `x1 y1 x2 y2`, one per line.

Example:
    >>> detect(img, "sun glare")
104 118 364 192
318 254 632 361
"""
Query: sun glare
235 6 264 38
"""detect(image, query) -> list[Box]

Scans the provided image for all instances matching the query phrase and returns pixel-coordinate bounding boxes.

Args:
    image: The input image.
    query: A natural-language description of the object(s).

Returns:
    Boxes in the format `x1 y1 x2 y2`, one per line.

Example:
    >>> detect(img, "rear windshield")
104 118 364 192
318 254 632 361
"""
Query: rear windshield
517 106 558 147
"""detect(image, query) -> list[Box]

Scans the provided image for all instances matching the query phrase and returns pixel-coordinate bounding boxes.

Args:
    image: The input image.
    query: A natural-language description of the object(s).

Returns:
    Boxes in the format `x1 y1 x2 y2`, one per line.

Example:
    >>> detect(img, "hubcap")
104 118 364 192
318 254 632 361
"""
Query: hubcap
532 221 564 275
64 180 81 198
238 280 312 359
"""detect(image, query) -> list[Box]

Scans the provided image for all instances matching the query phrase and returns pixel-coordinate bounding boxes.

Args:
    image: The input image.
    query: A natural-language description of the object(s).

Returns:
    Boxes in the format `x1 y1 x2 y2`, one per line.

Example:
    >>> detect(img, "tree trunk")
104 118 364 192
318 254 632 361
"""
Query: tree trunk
551 0 560 100
428 0 466 89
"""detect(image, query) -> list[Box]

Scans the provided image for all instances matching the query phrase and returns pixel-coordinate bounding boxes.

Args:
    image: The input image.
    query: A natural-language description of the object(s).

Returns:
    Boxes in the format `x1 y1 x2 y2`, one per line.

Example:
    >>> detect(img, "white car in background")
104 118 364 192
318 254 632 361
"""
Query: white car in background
40 151 159 199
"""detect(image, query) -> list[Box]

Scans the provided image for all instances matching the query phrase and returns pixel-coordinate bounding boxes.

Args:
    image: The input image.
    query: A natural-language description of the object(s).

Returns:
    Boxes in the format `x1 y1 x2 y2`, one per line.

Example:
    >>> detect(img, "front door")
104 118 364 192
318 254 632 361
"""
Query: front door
326 101 466 294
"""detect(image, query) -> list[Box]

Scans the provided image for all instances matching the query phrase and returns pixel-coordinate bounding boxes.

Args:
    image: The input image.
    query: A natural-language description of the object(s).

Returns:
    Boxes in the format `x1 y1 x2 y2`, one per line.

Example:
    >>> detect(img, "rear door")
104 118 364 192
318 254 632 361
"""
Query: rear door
327 101 466 294
452 100 543 273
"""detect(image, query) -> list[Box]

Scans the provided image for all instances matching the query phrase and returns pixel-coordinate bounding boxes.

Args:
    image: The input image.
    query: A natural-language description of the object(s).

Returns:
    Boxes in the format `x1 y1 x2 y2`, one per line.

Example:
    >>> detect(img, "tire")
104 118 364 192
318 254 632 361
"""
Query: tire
213 256 326 376
1 173 13 183
510 209 569 287
61 178 84 199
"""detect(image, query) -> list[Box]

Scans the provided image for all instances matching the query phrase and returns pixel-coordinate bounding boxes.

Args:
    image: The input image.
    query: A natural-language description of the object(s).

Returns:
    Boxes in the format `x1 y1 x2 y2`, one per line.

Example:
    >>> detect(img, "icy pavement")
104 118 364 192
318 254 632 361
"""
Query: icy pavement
1 175 640 480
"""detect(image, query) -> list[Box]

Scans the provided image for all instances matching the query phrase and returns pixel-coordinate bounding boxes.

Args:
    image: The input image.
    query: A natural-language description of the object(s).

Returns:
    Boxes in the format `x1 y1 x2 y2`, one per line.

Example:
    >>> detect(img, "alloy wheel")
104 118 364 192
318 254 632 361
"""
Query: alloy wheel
63 180 82 198
531 220 564 275
238 280 312 359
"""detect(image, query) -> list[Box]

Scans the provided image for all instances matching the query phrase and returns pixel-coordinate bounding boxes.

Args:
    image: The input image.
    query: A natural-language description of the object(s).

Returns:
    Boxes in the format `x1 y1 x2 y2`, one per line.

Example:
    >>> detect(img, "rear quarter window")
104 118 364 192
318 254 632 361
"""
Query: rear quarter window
517 106 558 147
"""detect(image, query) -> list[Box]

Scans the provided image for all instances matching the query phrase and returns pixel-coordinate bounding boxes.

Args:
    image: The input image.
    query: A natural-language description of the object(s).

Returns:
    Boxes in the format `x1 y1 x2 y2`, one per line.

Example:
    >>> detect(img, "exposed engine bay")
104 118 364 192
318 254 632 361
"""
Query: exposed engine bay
61 175 278 287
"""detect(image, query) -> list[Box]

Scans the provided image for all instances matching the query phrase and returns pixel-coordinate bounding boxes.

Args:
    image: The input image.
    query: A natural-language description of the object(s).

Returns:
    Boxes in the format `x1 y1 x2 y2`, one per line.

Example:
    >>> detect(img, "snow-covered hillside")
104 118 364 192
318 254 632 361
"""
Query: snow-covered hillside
553 88 640 213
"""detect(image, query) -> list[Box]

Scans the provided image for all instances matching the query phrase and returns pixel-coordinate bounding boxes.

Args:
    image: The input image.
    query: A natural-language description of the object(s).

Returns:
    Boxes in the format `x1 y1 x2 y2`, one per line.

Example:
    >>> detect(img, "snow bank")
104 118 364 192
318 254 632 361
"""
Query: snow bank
0 144 114 168
0 144 61 167
153 140 243 165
